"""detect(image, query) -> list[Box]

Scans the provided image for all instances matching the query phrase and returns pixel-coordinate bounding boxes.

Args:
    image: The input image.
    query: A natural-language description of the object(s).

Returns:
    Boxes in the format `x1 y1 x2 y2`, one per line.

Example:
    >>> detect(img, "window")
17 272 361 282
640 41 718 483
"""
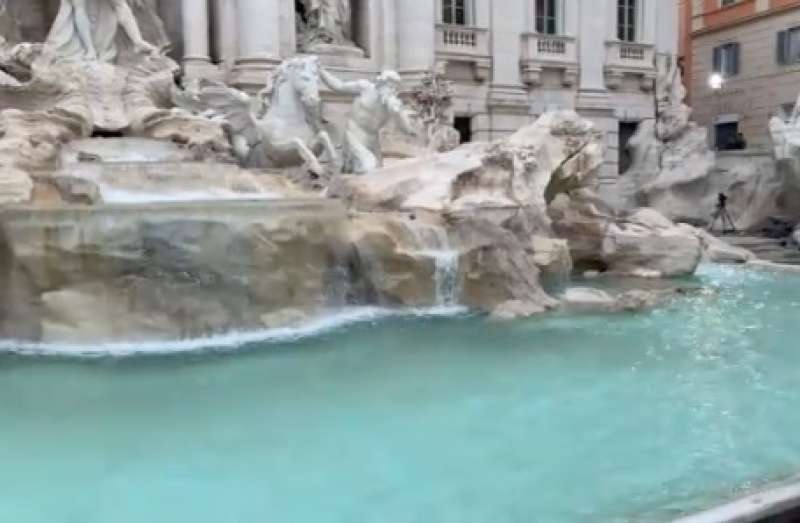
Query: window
715 122 745 151
777 27 800 65
618 121 639 174
454 116 472 144
536 0 558 35
617 0 638 42
721 0 737 7
442 0 469 25
712 42 740 77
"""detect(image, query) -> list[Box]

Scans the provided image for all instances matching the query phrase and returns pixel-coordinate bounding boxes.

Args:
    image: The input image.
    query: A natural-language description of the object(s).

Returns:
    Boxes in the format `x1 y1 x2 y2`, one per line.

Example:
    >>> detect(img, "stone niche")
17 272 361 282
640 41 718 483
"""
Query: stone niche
293 0 370 58
1 0 183 62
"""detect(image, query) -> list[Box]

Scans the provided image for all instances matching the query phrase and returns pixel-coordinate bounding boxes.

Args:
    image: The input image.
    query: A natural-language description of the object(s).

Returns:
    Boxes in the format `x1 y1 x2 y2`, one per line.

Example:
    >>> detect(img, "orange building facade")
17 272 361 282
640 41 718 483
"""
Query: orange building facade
682 0 800 150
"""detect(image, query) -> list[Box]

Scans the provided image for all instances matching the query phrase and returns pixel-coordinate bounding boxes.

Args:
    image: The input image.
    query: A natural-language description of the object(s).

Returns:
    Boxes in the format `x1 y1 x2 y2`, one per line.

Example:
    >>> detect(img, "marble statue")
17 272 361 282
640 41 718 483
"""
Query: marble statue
197 56 338 173
297 0 361 55
46 0 167 64
413 62 460 153
655 55 691 142
321 68 417 174
770 93 800 161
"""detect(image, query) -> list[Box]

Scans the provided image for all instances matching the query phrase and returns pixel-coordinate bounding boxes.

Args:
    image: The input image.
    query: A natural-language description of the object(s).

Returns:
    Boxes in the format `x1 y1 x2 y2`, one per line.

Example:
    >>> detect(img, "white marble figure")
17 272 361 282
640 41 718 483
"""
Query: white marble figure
770 93 800 161
198 56 338 174
414 62 460 152
46 0 160 63
320 69 417 174
299 0 353 49
655 55 691 142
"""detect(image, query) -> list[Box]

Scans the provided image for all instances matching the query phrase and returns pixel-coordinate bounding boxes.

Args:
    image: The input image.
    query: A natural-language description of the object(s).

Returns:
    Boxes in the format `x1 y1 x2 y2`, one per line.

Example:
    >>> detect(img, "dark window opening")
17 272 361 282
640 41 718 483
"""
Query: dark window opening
442 0 468 25
536 0 558 35
715 122 746 151
618 121 639 174
91 130 125 139
454 116 472 144
617 0 637 42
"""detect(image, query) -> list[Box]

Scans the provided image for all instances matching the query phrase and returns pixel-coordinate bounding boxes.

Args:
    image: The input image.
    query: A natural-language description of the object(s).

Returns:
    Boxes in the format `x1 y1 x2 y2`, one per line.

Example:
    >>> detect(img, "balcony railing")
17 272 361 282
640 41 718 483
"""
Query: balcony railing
520 33 578 86
604 40 656 90
442 27 478 47
435 24 491 80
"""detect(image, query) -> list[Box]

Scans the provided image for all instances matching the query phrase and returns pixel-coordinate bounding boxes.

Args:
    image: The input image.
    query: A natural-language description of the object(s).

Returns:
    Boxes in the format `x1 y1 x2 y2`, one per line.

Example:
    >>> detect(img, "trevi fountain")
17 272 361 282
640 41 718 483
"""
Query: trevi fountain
3 2 800 523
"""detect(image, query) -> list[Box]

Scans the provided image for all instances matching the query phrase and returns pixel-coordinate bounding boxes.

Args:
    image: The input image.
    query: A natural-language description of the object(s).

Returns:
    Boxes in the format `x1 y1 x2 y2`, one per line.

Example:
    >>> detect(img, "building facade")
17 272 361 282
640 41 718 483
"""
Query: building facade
686 0 800 151
4 0 679 183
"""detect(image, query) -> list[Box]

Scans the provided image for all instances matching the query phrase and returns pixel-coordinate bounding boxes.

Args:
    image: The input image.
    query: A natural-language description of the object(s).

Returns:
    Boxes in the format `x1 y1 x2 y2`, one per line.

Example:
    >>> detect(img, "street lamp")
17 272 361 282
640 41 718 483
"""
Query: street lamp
708 73 724 90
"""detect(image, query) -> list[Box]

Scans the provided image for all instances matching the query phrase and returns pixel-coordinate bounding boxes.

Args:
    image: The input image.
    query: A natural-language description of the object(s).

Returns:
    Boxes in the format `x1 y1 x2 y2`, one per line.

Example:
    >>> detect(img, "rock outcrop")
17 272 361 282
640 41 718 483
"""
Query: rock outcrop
334 110 702 317
550 195 703 277
0 110 710 343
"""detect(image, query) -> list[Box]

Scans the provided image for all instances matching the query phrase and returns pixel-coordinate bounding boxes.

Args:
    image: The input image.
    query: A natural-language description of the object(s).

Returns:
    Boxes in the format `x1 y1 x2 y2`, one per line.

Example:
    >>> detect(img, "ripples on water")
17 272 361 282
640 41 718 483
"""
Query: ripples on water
1 264 800 523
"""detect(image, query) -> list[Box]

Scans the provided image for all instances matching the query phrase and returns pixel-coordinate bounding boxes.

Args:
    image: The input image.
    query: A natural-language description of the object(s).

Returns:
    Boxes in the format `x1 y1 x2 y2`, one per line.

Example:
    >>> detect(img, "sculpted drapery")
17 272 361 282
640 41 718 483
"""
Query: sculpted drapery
46 0 168 64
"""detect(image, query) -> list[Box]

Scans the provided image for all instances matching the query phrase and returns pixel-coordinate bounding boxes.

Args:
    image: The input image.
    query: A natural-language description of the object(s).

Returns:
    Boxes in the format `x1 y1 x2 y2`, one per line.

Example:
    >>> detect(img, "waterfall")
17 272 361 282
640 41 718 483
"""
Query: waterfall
430 249 460 307
404 220 461 306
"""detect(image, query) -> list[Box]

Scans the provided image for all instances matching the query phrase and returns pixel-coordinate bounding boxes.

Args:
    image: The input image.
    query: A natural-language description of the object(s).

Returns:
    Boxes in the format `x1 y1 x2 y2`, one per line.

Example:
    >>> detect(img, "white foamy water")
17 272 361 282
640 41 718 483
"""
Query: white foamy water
421 249 461 307
0 306 468 358
98 189 283 204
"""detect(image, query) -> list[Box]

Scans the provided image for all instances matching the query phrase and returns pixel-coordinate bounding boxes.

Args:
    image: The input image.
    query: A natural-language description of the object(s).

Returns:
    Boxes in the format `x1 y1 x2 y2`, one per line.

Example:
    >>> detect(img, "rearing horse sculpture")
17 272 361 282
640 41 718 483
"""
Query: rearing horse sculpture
196 56 337 173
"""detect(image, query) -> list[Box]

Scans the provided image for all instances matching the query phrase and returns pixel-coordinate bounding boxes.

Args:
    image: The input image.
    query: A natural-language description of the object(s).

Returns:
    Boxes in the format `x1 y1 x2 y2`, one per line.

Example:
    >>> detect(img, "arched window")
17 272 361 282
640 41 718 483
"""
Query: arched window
617 0 638 42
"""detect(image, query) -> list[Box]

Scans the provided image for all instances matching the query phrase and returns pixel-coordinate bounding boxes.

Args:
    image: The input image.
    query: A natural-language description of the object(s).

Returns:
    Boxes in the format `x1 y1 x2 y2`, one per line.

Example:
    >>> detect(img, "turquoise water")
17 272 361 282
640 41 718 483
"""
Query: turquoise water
2 265 800 522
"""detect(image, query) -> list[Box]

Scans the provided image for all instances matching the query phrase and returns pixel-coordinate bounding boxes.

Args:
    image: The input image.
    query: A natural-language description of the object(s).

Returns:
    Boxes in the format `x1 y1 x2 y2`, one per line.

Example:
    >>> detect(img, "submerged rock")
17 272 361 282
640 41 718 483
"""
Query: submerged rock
561 288 616 312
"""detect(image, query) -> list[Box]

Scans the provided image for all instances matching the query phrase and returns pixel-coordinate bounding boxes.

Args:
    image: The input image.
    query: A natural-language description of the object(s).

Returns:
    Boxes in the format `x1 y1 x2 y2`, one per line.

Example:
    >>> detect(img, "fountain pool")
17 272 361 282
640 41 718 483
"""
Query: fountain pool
2 265 800 522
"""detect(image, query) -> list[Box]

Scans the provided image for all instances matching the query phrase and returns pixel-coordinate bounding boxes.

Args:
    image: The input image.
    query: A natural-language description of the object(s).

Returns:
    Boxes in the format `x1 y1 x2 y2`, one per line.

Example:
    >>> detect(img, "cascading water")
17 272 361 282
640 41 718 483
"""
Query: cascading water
430 249 460 306
402 220 462 307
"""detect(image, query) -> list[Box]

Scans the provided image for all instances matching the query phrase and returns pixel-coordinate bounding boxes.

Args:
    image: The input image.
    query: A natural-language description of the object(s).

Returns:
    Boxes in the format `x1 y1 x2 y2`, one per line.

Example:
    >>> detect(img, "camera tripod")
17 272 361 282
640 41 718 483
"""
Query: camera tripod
708 205 737 234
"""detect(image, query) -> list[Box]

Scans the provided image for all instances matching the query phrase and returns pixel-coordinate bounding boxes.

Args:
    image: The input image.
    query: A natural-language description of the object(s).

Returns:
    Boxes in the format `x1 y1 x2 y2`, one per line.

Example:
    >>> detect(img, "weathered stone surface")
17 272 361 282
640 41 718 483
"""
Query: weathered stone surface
345 213 441 307
0 167 33 204
602 209 703 278
0 201 354 342
678 225 756 264
551 197 703 277
331 110 604 216
561 287 616 312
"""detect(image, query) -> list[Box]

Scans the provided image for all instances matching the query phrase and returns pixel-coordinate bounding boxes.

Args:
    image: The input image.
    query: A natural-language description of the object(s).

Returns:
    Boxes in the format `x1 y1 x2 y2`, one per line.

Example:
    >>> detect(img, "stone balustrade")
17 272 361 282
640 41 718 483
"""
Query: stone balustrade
434 24 491 81
520 33 579 87
604 40 657 91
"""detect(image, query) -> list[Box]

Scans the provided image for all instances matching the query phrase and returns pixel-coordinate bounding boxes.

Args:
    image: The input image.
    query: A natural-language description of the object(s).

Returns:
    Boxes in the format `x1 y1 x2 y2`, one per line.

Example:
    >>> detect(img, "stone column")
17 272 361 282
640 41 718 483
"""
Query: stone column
484 0 529 140
641 0 657 44
214 0 239 72
234 0 282 88
182 0 212 78
576 0 618 191
394 0 436 81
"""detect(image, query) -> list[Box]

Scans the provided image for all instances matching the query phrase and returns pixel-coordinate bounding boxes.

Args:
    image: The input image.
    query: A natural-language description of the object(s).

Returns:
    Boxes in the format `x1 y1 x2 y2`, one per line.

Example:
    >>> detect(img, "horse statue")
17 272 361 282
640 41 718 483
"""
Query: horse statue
194 56 338 174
